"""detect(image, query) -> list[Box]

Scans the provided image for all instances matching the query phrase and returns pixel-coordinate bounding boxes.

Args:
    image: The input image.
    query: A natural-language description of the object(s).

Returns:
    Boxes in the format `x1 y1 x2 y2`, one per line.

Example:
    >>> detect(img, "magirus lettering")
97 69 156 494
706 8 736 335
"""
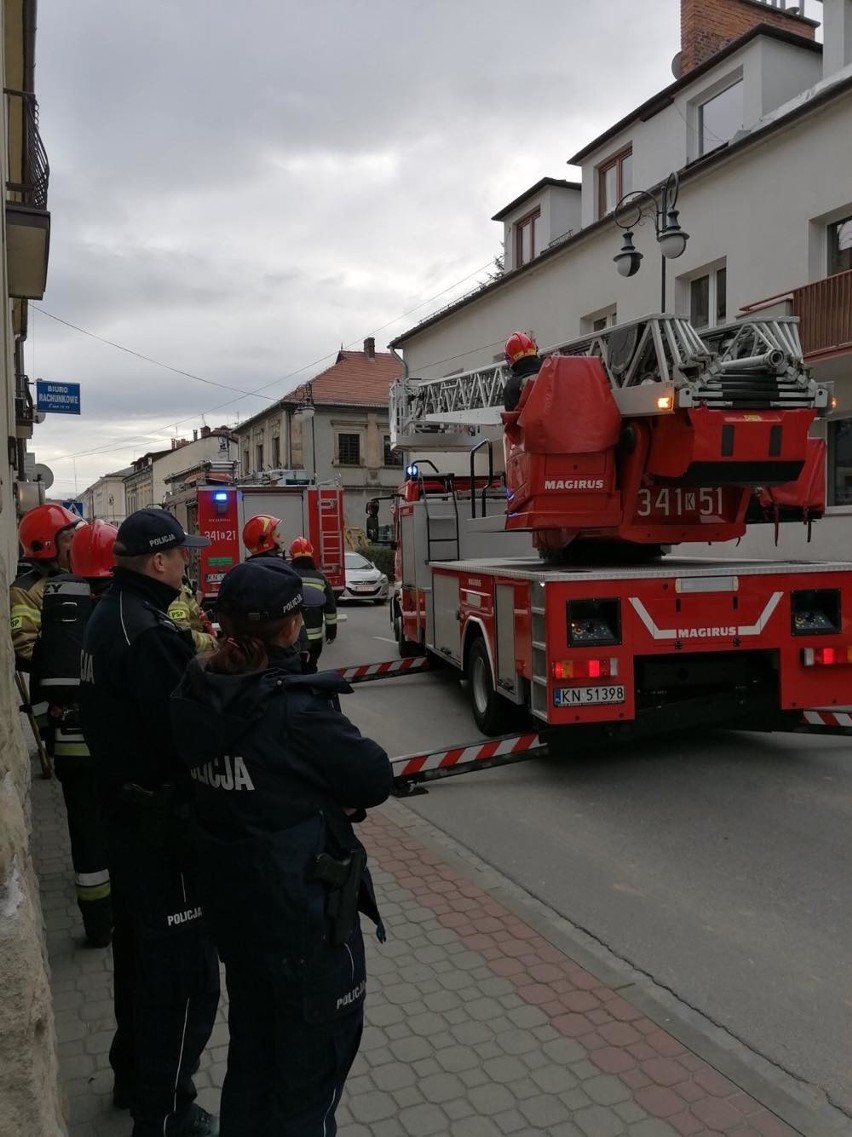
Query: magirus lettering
677 626 736 639
543 479 605 490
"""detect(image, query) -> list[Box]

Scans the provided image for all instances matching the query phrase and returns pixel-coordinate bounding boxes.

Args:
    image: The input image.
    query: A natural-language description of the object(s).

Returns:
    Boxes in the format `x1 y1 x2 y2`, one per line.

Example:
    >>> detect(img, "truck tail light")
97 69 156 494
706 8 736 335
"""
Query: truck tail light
553 658 619 680
801 646 852 667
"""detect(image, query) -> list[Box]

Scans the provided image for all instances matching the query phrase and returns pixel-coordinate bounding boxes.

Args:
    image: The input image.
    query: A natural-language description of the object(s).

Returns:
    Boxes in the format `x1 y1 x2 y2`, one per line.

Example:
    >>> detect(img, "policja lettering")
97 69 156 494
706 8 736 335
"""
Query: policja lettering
167 906 203 928
336 978 366 1011
190 753 255 791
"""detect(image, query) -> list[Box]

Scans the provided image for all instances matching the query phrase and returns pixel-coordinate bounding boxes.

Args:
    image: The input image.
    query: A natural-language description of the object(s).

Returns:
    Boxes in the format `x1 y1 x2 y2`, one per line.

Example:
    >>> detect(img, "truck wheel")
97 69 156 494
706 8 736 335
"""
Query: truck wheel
467 637 513 736
395 611 421 658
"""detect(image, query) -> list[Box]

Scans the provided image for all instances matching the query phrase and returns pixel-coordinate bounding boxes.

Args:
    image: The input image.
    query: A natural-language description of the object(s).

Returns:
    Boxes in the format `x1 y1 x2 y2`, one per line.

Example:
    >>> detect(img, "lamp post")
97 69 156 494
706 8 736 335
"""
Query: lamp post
612 171 689 312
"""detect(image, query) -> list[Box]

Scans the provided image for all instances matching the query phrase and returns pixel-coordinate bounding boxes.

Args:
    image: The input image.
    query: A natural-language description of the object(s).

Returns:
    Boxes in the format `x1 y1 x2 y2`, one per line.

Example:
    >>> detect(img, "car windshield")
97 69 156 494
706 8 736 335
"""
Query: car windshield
345 553 373 570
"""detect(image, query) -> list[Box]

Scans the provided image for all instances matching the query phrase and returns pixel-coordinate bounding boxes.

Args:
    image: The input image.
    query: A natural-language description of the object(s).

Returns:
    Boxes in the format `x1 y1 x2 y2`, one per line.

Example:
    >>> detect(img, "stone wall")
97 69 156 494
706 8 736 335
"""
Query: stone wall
0 555 66 1136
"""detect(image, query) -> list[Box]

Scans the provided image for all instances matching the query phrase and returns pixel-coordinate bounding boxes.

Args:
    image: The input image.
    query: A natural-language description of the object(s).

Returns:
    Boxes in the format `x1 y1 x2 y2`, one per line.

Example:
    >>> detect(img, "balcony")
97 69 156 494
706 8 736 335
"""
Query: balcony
4 88 50 299
740 269 852 363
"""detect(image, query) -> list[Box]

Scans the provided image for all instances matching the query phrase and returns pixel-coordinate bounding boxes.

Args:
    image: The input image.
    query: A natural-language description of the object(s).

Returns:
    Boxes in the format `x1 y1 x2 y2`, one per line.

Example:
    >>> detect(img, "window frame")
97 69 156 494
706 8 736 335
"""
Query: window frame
597 146 632 219
686 263 727 330
513 208 540 269
383 434 402 467
336 431 362 467
697 78 744 158
827 417 852 507
827 214 852 276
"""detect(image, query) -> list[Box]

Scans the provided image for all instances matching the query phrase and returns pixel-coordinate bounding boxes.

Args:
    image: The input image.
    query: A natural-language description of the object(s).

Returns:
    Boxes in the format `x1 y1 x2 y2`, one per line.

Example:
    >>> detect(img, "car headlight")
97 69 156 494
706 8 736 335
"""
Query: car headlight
380 574 388 584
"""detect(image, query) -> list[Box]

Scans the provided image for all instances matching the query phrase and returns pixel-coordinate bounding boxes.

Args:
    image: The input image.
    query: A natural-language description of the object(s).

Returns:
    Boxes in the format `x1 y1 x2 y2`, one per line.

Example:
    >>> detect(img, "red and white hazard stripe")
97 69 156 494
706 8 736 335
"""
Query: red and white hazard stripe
392 732 543 780
337 657 432 683
802 708 852 729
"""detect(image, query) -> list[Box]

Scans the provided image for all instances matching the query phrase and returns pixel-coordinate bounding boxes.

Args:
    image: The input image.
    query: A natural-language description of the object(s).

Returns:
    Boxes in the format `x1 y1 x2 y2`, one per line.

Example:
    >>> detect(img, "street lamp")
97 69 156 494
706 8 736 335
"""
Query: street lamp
613 171 689 311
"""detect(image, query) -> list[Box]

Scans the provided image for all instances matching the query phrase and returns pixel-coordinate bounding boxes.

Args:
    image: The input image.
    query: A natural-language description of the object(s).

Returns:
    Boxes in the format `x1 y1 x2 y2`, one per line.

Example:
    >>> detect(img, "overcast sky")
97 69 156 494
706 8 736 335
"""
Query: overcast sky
31 0 680 498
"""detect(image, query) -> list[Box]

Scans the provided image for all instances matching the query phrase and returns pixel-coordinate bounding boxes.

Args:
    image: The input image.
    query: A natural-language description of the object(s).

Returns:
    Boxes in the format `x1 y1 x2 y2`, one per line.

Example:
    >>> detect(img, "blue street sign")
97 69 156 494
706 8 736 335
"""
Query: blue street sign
62 500 84 517
36 380 81 415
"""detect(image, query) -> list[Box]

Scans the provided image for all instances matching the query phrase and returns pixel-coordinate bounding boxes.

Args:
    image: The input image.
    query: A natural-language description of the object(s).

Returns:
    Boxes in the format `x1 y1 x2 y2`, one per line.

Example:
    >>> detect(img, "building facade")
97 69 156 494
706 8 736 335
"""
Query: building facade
122 426 238 515
233 338 403 530
80 465 134 524
391 0 852 561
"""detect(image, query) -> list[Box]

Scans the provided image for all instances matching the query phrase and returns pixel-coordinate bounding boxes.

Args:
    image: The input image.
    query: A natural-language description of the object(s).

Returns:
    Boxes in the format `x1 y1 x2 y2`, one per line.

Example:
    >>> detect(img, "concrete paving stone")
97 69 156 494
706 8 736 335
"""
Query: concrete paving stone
518 1092 575 1128
393 1085 427 1109
389 1035 434 1062
55 1015 88 1043
360 1024 391 1051
369 1000 408 1027
467 1082 517 1115
399 1101 449 1136
467 997 509 1022
444 1097 476 1122
348 1087 398 1123
334 1103 352 1127
497 994 524 1011
449 1117 503 1137
426 1031 457 1052
388 1018 424 1039
616 1101 650 1124
407 1010 449 1037
53 988 85 1012
345 1073 374 1097
530 1062 579 1095
208 1062 227 1089
451 951 488 971
422 989 462 1013
412 1057 442 1078
377 981 420 1005
560 1087 594 1112
371 1061 419 1092
504 1076 541 1101
418 1070 467 1103
414 945 449 965
627 1120 680 1137
474 1041 504 1061
494 1028 539 1056
59 1051 96 1080
450 1021 495 1046
519 1049 548 1070
436 1045 481 1073
584 1073 634 1106
339 1125 372 1137
443 1008 470 1026
460 1067 491 1089
541 1037 587 1064
78 1000 115 1024
439 970 476 991
364 1119 405 1137
426 928 458 946
482 1054 529 1083
493 1108 530 1134
574 1103 627 1136
363 1045 395 1068
571 1059 601 1080
505 1004 549 1030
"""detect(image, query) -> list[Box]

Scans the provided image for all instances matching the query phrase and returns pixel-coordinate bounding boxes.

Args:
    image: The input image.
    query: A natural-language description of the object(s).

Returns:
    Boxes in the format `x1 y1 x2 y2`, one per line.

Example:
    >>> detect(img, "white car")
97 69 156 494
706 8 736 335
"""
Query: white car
339 552 389 604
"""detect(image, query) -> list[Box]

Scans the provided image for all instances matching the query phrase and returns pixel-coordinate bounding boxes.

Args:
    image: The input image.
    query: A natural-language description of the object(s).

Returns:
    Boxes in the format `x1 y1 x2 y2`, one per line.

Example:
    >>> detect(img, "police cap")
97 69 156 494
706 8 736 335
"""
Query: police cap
217 559 303 622
115 508 210 556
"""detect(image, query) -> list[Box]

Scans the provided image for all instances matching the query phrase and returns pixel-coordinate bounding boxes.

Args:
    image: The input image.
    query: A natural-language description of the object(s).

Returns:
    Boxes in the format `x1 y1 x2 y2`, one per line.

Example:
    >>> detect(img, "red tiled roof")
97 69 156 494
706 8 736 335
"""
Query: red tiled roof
288 349 402 408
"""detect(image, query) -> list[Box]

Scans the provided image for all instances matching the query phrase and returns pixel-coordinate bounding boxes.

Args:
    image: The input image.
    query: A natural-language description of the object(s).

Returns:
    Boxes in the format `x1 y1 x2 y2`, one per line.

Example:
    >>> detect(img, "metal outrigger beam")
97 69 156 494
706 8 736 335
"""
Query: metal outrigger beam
391 731 549 795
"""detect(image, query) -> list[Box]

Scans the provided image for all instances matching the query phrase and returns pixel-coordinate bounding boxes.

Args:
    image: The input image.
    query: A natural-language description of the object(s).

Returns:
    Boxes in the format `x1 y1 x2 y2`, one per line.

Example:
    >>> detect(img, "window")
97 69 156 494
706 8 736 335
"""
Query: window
255 443 264 470
689 266 727 328
828 419 852 506
699 80 743 156
272 435 281 467
828 215 852 276
514 209 540 268
597 147 632 218
337 432 361 466
383 434 402 466
243 450 250 474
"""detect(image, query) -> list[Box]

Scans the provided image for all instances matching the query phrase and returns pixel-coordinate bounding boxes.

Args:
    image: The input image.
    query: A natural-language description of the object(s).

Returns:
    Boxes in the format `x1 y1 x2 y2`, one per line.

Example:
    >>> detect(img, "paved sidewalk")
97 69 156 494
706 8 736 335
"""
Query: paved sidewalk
31 759 832 1137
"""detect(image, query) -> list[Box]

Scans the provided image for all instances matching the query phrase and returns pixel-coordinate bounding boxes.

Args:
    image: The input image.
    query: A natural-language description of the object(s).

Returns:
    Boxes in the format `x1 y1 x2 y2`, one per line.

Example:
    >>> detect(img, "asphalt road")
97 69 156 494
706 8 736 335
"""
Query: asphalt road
324 601 852 1119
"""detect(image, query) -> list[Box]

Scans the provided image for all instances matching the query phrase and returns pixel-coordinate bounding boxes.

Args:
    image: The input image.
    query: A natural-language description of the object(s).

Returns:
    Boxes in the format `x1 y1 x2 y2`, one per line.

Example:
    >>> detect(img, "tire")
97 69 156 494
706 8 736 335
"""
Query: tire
373 597 387 606
395 610 421 658
467 637 515 736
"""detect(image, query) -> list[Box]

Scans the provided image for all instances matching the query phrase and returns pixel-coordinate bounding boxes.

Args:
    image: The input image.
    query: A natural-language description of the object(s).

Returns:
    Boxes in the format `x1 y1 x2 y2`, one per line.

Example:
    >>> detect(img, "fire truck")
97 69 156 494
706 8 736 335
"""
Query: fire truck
381 313 851 767
165 470 345 607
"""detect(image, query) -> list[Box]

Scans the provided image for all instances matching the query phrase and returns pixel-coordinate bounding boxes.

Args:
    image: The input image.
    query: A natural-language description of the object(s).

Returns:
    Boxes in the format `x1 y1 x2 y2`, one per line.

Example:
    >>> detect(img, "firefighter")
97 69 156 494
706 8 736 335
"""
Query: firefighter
288 536 337 673
29 520 116 948
242 513 286 559
10 502 84 672
502 331 542 411
168 577 217 654
169 557 392 1136
79 508 220 1137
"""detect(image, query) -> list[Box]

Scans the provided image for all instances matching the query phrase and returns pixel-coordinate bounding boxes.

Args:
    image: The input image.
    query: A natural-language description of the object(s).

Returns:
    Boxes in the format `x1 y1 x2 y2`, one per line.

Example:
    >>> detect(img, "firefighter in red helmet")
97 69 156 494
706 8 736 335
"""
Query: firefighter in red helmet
288 536 338 672
11 502 85 671
242 513 285 559
503 331 542 411
29 520 117 947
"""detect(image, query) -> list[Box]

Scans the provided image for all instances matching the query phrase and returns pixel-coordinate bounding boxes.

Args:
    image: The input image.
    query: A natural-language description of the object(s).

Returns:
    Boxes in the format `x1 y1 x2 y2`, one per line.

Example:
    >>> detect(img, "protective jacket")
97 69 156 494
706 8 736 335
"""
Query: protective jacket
291 560 337 644
169 647 392 963
80 568 196 807
503 354 542 412
10 563 56 669
168 582 216 654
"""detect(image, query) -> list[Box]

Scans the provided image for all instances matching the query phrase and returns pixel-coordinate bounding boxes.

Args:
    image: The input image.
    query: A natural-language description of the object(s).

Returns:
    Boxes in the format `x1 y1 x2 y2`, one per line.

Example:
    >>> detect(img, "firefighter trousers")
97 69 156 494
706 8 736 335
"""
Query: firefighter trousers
106 820 220 1136
52 750 112 946
219 955 363 1136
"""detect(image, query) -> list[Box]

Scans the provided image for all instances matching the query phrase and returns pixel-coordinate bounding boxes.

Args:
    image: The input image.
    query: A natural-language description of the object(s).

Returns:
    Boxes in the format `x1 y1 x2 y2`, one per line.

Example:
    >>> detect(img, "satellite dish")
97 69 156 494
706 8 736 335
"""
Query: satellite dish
32 463 54 489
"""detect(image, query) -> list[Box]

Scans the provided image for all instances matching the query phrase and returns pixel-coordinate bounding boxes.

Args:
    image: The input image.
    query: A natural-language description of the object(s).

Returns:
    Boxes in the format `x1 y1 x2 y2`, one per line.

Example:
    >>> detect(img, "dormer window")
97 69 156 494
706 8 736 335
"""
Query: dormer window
597 147 632 218
514 208 540 268
698 79 743 156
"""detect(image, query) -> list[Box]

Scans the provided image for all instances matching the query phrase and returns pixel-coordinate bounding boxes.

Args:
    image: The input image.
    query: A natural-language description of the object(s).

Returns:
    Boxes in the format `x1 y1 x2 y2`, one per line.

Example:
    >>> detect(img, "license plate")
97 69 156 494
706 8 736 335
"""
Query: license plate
351 584 375 592
553 685 626 708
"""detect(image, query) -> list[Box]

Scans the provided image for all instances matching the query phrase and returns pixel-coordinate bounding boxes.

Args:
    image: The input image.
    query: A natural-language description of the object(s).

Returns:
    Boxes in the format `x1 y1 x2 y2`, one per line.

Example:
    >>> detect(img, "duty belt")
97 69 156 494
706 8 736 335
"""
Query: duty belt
313 848 366 946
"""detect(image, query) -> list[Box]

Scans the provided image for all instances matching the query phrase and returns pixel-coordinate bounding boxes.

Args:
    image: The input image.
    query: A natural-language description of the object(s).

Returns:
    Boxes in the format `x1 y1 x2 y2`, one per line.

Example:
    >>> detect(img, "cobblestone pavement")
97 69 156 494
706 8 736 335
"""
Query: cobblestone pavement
32 760 821 1137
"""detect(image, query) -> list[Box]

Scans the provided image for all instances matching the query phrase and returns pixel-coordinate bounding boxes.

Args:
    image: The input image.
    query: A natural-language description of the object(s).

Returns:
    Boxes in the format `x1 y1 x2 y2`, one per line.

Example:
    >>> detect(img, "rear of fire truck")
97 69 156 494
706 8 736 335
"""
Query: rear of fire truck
388 315 852 745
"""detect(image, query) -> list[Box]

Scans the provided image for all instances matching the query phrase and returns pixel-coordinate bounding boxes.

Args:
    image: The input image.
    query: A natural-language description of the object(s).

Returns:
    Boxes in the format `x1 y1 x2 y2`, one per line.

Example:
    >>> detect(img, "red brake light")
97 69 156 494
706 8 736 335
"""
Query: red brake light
552 658 618 680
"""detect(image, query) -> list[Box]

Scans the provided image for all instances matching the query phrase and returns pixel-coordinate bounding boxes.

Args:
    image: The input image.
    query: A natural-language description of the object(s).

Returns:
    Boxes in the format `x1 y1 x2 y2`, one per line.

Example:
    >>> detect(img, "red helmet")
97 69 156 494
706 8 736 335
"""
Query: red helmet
504 331 539 366
18 503 83 561
69 519 118 578
242 514 282 555
289 536 314 559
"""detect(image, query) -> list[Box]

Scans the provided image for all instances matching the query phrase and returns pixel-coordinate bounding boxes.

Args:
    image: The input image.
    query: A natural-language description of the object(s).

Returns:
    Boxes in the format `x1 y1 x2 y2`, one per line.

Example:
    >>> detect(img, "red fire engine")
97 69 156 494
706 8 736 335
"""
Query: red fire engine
382 314 851 764
165 471 345 606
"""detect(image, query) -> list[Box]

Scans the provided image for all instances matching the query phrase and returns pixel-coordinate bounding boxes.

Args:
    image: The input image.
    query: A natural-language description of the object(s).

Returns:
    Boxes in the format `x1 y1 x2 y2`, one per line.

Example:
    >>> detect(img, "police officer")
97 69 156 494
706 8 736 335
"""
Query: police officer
10 502 84 671
288 536 337 672
503 331 542 411
169 558 392 1136
79 508 220 1137
30 521 116 947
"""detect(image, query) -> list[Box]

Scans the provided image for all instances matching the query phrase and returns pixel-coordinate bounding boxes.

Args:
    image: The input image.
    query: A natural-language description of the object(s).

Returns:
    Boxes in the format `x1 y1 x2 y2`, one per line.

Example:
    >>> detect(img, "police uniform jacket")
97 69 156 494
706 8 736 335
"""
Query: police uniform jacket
169 647 392 962
79 567 195 810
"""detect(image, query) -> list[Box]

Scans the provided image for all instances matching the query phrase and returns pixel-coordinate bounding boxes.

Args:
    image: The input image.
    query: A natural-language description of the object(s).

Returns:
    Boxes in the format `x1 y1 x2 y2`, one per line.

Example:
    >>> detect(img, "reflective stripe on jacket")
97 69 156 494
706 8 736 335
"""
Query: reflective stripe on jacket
10 566 51 665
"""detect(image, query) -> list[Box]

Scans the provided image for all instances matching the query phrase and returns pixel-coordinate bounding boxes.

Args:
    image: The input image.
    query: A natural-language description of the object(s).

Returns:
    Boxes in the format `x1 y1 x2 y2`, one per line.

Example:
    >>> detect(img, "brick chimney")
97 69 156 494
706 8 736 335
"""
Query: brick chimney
680 0 817 75
200 425 211 437
363 336 375 359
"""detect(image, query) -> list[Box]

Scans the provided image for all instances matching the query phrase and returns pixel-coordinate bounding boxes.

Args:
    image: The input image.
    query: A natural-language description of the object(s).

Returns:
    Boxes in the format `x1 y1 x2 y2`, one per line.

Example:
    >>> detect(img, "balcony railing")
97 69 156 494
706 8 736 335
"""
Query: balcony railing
4 88 49 209
740 269 852 361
